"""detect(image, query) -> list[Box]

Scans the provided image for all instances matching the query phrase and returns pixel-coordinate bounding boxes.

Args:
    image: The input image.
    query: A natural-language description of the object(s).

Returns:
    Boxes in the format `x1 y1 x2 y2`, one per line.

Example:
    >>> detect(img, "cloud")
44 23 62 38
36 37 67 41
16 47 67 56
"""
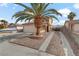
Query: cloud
58 8 71 17
11 4 19 10
0 18 5 20
14 4 18 7
0 3 9 7
0 3 18 10
73 3 79 9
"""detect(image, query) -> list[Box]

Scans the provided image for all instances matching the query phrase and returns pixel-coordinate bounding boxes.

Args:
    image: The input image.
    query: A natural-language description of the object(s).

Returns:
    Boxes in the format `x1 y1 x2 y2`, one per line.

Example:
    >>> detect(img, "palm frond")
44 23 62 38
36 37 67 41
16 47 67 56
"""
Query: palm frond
15 16 27 23
30 3 40 15
12 11 34 18
43 9 62 16
43 15 59 22
15 15 33 23
12 11 26 18
15 3 34 13
43 3 49 11
68 12 76 20
48 15 59 21
12 3 61 24
25 16 34 22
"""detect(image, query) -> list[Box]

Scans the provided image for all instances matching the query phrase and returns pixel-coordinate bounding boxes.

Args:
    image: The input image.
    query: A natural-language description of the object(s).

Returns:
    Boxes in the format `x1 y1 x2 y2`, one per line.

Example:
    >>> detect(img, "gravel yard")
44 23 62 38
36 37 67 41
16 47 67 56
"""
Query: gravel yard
46 31 65 56
9 32 50 50
61 27 79 56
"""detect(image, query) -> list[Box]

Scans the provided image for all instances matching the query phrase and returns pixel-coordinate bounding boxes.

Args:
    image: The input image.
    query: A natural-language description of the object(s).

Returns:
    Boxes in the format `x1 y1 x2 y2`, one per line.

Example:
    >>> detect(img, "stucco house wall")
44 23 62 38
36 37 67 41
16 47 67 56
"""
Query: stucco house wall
64 21 69 29
64 20 79 32
73 24 79 32
23 23 36 33
23 23 47 34
23 17 53 34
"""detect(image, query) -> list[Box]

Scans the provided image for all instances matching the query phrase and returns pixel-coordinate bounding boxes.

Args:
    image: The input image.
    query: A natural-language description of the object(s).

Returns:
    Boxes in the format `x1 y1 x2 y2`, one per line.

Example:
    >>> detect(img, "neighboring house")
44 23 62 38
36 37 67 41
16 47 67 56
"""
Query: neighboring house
0 22 4 24
64 20 79 33
23 23 36 33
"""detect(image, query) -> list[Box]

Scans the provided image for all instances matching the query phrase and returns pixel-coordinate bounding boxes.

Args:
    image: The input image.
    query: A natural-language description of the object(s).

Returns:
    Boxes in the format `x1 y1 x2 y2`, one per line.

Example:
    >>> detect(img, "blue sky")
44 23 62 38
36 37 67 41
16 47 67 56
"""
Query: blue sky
0 3 79 25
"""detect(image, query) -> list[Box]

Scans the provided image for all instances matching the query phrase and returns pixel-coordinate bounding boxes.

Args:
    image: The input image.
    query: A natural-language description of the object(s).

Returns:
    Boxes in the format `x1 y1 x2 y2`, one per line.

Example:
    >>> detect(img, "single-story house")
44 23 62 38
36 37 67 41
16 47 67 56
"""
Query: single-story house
16 17 53 33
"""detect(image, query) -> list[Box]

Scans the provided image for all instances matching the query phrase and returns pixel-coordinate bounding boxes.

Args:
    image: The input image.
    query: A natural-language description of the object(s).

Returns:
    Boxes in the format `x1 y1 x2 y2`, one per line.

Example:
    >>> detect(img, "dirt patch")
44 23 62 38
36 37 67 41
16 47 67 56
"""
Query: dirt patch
10 32 50 50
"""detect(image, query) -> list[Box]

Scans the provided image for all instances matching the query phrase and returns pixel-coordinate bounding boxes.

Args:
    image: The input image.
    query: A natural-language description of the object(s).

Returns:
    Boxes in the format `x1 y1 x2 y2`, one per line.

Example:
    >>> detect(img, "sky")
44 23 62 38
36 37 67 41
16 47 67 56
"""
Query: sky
0 3 79 25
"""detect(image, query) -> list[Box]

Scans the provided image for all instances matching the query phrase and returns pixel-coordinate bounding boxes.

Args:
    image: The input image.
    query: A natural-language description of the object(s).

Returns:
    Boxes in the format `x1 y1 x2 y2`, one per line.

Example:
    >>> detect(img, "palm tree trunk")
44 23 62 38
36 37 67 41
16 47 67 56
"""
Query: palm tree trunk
36 27 40 35
69 22 71 30
34 16 43 36
69 20 73 31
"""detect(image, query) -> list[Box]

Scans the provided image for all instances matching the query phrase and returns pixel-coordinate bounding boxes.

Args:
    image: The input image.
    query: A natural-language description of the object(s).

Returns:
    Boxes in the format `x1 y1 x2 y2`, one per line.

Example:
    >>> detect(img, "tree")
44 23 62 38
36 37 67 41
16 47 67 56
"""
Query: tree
12 3 62 36
0 20 8 28
0 20 8 24
68 12 76 30
8 23 16 28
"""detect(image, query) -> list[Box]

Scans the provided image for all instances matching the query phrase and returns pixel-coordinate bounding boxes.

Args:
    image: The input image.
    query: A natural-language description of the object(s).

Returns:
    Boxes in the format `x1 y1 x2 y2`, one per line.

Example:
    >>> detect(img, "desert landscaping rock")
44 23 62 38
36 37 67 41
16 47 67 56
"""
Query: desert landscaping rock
10 32 50 50
46 31 65 56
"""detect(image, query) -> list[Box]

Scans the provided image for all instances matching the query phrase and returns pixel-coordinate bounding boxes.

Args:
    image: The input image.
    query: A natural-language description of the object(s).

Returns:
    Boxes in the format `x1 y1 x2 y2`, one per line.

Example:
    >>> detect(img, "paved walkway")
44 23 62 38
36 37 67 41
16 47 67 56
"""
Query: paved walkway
39 32 54 51
59 32 75 56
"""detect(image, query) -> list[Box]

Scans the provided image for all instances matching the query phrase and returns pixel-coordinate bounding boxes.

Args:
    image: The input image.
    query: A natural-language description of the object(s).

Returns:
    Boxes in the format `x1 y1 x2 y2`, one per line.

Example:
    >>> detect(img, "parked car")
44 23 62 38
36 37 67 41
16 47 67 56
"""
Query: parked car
16 25 23 32
52 25 63 31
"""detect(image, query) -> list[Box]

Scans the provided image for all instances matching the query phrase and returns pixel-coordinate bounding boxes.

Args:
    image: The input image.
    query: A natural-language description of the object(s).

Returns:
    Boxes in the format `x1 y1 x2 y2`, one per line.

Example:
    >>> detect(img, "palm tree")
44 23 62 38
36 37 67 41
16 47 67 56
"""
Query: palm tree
12 3 62 36
68 12 76 30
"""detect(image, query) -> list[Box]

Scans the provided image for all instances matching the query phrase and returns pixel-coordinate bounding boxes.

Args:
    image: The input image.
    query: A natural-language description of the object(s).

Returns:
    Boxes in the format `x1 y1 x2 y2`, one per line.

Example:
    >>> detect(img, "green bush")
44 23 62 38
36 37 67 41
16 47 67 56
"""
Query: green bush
0 25 5 29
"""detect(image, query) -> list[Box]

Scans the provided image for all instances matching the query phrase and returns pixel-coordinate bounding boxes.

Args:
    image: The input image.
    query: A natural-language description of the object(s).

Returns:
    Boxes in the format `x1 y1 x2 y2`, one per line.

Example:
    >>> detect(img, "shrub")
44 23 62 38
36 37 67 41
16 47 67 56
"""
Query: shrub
0 25 5 29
